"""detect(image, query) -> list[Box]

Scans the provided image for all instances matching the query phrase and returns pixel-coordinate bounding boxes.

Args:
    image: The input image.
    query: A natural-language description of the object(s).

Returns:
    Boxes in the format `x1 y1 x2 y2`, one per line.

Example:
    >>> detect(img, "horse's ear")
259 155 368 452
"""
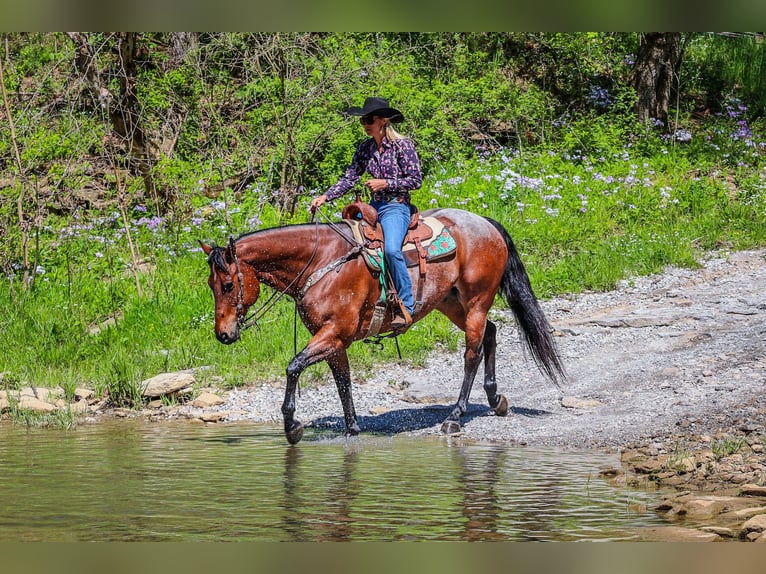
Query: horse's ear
199 240 213 255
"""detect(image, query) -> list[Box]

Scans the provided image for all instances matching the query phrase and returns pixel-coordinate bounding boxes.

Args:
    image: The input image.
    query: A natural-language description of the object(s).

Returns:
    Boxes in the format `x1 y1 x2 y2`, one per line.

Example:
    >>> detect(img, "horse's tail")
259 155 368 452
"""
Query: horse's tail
485 217 566 388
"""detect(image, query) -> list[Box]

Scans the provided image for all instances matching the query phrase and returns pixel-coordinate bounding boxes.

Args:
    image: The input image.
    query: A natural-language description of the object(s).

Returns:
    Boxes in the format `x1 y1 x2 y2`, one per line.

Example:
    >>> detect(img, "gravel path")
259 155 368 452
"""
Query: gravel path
212 249 766 449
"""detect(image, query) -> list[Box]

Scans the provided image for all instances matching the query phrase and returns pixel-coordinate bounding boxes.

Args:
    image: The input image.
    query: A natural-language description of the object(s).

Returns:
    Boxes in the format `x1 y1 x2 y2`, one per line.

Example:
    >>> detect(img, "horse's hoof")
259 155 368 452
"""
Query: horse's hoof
285 421 304 445
493 394 509 417
440 420 462 435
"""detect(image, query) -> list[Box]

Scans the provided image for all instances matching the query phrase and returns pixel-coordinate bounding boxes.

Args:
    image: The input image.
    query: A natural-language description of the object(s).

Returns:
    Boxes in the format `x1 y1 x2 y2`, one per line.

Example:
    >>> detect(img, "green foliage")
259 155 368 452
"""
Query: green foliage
0 32 764 398
711 435 747 460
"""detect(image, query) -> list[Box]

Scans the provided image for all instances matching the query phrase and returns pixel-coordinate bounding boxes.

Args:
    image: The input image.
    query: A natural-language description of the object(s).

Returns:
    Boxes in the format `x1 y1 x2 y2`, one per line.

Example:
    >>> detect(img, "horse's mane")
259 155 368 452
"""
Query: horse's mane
235 221 335 242
236 221 354 245
207 222 352 273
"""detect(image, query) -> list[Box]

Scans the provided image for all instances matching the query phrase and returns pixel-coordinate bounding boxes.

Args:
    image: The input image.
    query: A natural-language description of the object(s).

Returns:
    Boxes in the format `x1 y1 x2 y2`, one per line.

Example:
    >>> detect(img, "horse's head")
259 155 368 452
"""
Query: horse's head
200 239 260 344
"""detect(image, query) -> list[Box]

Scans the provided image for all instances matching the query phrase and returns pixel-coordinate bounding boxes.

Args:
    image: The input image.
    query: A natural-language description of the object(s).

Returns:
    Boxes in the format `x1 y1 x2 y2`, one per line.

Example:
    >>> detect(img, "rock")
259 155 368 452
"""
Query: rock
401 379 455 404
70 400 89 414
669 456 697 473
18 396 56 413
75 388 94 400
632 458 664 474
19 387 63 401
701 526 737 539
199 412 227 423
191 392 225 408
740 514 766 539
684 497 730 519
725 506 766 521
560 396 604 409
0 397 9 412
636 526 721 542
599 466 624 478
740 484 766 497
86 312 123 336
141 372 196 398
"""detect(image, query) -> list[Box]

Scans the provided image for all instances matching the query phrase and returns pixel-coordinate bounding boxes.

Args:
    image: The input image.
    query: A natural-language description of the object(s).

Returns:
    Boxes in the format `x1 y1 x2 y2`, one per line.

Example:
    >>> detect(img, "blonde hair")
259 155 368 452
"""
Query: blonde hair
383 120 406 141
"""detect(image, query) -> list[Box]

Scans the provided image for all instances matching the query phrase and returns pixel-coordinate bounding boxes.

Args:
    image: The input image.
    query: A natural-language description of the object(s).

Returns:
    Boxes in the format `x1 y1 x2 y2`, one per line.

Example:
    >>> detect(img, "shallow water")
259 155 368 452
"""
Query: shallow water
0 420 670 541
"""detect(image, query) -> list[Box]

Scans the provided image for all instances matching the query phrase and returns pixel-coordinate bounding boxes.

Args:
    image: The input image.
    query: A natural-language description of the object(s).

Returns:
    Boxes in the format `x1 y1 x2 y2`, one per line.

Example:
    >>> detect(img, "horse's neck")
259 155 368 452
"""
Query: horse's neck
237 225 341 291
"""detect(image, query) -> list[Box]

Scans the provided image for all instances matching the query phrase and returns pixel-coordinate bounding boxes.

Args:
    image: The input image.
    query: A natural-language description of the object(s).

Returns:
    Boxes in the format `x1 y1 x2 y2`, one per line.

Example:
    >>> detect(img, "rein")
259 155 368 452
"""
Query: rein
228 208 359 332
229 226 320 332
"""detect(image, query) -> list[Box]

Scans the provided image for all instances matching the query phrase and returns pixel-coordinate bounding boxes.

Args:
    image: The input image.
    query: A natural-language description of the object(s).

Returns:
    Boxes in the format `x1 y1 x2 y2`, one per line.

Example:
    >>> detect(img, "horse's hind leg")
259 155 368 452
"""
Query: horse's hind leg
482 320 508 416
440 311 487 435
327 349 360 436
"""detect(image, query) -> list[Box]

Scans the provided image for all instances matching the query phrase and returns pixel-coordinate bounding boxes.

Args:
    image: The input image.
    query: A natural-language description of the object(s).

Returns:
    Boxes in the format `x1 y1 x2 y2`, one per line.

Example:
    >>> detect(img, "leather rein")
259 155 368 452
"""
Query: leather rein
228 210 359 332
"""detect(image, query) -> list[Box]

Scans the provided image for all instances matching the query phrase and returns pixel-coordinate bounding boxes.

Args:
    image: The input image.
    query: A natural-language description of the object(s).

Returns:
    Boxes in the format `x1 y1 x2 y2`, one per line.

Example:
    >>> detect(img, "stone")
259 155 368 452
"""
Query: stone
20 387 62 401
727 506 766 521
684 497 729 519
75 388 94 400
18 396 56 413
141 372 196 398
0 397 8 412
191 392 225 408
701 526 737 539
669 456 697 473
70 400 89 414
632 458 664 474
401 379 455 404
636 526 720 542
560 396 604 409
740 514 766 538
740 484 766 497
199 412 227 423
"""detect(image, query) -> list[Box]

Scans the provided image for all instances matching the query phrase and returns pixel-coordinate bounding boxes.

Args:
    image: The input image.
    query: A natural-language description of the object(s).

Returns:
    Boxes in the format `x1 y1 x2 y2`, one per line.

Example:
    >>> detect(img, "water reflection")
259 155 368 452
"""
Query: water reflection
452 444 506 541
0 421 668 541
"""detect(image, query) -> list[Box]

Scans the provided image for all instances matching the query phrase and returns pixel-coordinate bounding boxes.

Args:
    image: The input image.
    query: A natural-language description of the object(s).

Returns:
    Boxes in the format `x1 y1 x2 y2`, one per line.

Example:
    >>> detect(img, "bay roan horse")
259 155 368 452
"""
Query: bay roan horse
200 207 565 444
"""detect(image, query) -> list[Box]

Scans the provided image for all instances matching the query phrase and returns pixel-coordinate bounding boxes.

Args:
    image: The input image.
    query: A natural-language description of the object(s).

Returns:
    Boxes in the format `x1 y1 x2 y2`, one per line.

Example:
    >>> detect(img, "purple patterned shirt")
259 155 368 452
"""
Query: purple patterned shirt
325 137 422 202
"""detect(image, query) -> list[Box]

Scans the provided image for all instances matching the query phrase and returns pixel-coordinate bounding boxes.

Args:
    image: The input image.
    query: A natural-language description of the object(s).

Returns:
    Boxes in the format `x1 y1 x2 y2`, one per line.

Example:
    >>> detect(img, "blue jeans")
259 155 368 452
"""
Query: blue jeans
371 200 414 315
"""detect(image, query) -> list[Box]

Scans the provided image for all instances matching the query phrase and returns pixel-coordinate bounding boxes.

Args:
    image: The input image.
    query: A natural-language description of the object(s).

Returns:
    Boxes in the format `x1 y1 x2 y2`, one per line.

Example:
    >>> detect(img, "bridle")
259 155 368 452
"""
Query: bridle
226 226 322 332
228 235 251 329
224 203 363 333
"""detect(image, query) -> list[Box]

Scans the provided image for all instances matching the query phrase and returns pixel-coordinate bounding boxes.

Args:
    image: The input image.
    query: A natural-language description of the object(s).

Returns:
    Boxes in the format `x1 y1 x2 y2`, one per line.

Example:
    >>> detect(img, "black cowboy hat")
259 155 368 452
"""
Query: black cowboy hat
345 96 404 123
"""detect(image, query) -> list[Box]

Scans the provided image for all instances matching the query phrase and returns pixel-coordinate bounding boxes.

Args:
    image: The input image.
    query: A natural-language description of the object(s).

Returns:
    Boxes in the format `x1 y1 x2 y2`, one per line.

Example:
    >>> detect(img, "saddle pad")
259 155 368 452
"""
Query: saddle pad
403 226 457 268
345 217 457 273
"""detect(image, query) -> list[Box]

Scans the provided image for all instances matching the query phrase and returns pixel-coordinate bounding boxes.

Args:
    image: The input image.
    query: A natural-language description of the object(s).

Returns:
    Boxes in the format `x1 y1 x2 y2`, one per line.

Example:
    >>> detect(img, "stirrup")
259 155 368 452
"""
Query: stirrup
391 308 412 332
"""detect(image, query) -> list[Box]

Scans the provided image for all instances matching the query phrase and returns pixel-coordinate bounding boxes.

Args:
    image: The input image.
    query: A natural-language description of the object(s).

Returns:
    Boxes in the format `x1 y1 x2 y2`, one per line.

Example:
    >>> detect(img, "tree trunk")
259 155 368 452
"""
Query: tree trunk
67 33 173 212
630 32 681 127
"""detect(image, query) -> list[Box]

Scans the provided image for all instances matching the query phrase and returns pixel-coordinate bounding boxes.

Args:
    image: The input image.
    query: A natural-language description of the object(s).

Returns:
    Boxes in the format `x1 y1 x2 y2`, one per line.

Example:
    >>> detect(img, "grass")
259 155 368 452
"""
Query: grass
711 435 747 460
6 404 80 430
1 112 764 403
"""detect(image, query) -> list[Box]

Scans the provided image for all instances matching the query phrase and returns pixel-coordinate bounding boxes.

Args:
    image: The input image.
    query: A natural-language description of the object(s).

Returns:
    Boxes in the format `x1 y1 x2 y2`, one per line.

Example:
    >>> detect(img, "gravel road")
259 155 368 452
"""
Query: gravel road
217 248 766 449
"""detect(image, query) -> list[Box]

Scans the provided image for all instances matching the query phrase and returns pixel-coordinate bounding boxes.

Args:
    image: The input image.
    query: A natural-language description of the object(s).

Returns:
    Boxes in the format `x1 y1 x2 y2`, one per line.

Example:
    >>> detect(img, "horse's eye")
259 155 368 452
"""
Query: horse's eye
222 281 234 294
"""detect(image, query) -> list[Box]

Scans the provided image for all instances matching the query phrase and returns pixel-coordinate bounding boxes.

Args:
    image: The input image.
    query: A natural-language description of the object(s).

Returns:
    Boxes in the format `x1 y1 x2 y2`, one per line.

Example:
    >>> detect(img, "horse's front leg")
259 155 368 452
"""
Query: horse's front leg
283 351 311 445
327 348 360 436
282 330 346 445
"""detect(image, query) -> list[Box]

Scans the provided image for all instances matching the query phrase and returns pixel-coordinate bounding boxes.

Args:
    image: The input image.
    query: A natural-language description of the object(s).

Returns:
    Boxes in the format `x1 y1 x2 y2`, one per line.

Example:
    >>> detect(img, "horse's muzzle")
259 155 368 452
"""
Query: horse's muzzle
216 329 239 345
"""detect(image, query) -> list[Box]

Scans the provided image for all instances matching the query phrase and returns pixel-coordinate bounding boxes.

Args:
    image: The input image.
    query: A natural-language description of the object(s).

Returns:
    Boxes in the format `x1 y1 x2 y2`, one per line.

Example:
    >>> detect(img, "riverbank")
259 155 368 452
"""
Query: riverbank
3 247 766 540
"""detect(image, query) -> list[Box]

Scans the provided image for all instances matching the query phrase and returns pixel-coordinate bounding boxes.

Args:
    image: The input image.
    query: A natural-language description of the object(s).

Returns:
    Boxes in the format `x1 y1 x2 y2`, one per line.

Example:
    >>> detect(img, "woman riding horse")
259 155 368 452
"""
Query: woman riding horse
311 96 421 331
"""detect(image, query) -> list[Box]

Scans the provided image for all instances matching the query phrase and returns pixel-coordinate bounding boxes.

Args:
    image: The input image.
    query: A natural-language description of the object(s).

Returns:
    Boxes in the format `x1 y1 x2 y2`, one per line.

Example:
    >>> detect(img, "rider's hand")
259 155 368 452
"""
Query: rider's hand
310 194 328 212
365 179 388 193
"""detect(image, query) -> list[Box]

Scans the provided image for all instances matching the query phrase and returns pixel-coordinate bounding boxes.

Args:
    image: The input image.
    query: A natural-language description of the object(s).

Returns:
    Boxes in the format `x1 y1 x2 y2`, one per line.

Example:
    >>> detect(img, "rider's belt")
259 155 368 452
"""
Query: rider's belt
371 191 407 203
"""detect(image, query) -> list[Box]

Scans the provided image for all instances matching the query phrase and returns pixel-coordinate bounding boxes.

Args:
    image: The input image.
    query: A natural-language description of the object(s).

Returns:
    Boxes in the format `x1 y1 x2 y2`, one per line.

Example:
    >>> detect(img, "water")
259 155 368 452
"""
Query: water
0 420 670 541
